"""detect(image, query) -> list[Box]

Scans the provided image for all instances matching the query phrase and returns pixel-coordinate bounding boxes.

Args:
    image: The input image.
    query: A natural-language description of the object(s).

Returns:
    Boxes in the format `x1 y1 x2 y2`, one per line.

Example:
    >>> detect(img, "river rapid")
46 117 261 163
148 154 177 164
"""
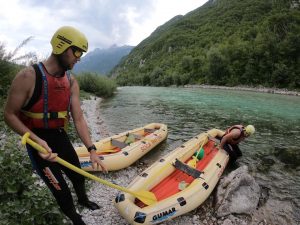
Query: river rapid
99 86 300 224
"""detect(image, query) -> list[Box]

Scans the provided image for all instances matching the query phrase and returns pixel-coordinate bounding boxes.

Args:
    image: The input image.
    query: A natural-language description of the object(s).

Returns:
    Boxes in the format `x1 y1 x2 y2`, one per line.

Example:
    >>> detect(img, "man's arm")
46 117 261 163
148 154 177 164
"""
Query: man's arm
4 67 56 161
4 67 35 136
70 76 107 172
219 134 229 149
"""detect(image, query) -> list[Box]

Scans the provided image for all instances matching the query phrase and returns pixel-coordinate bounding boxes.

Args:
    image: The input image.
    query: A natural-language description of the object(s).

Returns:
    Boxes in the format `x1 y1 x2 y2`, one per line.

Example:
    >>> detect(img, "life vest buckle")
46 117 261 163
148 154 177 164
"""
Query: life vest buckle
49 112 58 119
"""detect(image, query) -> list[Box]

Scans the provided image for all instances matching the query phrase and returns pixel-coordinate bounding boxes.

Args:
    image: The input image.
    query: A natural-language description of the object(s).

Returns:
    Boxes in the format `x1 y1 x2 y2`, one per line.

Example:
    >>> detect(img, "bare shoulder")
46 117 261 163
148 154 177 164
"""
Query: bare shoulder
230 129 241 137
9 66 36 98
5 66 36 110
13 66 36 85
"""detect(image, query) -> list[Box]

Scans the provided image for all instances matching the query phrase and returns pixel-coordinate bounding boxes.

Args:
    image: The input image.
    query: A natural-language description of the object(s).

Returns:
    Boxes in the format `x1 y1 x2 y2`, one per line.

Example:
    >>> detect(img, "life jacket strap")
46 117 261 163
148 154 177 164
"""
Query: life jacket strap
21 110 68 119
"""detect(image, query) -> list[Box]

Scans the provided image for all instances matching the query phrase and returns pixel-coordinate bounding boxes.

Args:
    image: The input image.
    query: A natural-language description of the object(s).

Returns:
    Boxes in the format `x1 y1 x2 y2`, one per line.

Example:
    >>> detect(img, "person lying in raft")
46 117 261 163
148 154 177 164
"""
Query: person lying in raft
219 125 255 163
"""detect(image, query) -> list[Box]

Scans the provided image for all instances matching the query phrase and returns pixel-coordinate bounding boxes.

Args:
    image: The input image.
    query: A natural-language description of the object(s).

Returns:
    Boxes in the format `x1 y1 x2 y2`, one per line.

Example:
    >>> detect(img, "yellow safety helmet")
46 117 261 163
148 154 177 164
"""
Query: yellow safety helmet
50 26 88 55
245 125 255 136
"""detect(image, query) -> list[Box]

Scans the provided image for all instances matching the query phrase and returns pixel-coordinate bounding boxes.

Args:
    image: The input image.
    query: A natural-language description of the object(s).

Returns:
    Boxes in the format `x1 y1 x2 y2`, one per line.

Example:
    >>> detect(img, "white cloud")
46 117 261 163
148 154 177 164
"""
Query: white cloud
0 0 208 58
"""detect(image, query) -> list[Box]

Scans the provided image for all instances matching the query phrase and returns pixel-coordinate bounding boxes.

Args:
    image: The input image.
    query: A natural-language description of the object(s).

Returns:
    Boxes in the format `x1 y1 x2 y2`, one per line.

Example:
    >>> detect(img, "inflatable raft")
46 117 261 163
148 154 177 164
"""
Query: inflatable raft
114 129 229 224
75 123 168 171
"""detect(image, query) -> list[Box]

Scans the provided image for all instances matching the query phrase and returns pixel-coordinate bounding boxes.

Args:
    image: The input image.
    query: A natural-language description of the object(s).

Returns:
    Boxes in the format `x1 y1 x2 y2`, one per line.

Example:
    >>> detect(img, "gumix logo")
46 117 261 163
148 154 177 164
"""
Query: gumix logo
151 207 176 222
43 167 61 190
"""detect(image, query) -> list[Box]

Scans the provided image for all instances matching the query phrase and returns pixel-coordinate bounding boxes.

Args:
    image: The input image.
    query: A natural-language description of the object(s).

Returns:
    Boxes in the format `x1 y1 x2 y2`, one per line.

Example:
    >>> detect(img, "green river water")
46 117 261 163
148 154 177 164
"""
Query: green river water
100 86 300 223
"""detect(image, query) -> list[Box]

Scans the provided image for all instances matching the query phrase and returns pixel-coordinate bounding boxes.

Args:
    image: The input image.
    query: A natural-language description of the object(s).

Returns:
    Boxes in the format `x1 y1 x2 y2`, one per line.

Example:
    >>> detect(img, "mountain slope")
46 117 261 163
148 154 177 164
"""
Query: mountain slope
73 45 134 75
112 0 300 89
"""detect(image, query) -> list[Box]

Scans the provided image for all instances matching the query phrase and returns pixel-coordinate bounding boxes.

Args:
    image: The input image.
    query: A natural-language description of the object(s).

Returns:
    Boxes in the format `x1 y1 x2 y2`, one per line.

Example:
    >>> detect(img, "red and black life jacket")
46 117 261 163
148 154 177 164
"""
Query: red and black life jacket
20 62 71 129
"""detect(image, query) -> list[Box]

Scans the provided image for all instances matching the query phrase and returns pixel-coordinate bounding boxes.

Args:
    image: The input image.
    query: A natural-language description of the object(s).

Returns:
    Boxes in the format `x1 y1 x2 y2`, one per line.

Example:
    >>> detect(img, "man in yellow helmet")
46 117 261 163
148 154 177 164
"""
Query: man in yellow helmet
4 26 107 225
219 125 255 163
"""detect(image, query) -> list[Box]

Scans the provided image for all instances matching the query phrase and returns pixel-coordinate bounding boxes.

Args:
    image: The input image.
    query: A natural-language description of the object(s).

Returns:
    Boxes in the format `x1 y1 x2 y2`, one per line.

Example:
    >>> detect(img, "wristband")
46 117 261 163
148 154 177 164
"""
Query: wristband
87 144 97 152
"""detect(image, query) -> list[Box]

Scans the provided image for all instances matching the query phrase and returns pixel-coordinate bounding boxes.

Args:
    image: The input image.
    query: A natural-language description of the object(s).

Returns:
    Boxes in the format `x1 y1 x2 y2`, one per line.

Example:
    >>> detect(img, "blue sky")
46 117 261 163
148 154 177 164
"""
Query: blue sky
0 0 208 58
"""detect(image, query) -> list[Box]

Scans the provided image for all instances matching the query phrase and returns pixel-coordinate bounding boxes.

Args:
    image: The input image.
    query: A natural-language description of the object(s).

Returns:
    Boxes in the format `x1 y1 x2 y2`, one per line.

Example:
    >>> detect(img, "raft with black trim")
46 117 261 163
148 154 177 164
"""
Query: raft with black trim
75 123 168 171
114 129 229 224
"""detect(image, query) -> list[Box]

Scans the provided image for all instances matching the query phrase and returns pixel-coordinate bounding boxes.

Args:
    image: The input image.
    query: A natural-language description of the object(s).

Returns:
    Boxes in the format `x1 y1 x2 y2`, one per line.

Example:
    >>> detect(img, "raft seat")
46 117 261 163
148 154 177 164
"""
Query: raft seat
173 159 203 179
111 139 128 149
144 127 160 136
130 133 143 140
144 128 158 133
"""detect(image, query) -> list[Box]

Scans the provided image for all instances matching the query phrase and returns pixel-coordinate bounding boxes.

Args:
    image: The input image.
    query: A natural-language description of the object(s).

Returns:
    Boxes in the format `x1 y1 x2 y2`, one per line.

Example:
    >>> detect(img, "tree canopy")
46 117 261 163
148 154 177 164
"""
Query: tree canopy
112 0 300 90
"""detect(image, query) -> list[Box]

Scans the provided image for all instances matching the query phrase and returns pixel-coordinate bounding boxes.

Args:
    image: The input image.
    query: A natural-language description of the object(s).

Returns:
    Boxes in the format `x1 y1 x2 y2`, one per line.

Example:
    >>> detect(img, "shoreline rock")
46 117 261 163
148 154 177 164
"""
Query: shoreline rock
215 166 260 218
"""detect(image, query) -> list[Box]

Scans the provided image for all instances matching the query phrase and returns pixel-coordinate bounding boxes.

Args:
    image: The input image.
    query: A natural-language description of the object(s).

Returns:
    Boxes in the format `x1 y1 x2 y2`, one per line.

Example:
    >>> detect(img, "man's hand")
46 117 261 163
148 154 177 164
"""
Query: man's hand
90 151 108 173
37 139 58 162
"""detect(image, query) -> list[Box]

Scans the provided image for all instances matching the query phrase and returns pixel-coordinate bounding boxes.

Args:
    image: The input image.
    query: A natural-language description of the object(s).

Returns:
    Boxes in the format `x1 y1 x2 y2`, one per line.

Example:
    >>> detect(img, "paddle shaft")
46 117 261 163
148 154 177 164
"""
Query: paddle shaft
23 135 145 198
195 138 206 158
187 135 208 168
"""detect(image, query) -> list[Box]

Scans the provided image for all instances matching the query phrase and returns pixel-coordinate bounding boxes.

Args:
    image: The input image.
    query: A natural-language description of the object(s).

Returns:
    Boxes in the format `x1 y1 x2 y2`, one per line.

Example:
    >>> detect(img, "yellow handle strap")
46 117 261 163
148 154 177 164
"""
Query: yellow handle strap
21 110 69 131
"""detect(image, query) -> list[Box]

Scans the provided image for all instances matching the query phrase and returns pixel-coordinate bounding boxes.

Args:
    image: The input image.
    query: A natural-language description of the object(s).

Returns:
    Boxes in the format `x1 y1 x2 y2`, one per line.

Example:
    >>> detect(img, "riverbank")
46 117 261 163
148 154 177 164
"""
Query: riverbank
183 84 300 96
79 92 299 225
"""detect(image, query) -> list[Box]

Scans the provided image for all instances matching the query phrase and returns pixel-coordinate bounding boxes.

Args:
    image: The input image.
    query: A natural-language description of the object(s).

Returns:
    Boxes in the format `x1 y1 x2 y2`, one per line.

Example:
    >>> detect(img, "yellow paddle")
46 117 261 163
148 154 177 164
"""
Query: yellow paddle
21 132 157 206
187 136 207 168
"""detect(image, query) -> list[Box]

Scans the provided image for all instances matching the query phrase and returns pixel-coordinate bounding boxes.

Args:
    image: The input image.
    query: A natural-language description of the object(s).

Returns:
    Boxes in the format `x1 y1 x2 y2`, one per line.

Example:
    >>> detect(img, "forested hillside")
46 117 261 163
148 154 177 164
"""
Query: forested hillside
112 0 300 90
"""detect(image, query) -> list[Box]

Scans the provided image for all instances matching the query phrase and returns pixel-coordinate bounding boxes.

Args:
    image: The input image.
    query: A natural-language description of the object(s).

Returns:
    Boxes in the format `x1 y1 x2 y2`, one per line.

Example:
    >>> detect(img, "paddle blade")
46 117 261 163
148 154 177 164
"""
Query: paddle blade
187 156 197 168
135 190 157 206
188 146 205 168
197 147 205 159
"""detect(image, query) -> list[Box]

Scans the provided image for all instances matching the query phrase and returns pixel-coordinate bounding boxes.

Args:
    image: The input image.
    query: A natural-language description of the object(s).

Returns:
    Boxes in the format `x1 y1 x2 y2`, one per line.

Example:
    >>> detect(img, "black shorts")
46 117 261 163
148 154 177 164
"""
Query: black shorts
216 135 242 162
223 143 242 162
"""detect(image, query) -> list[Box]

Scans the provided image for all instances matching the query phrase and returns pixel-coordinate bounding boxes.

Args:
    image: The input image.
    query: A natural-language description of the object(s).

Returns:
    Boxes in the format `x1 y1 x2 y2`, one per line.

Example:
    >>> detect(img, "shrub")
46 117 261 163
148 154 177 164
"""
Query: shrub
76 72 117 97
0 39 37 97
0 135 67 225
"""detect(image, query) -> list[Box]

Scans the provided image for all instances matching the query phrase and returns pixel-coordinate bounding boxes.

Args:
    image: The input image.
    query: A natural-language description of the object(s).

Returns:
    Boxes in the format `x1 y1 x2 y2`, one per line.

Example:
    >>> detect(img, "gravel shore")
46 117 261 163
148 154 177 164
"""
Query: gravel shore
79 96 131 225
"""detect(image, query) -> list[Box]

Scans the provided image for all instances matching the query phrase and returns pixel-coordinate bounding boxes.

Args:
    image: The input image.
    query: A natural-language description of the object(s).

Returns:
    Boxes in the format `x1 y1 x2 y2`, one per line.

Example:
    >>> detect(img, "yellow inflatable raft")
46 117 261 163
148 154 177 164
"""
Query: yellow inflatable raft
75 123 168 171
114 129 229 224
